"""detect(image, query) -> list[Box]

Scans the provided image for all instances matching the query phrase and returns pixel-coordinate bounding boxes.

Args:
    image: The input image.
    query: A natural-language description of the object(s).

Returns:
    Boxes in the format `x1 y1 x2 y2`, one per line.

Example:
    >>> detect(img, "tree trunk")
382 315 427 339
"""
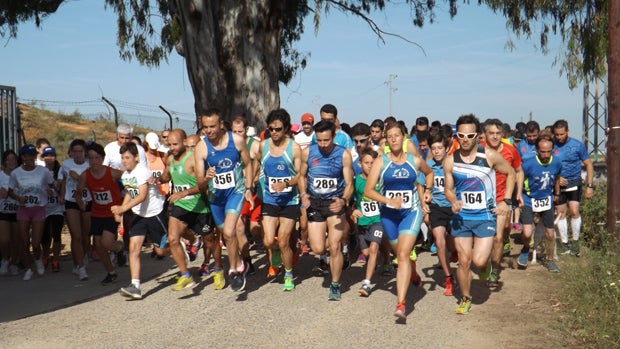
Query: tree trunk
175 0 283 130
608 0 620 238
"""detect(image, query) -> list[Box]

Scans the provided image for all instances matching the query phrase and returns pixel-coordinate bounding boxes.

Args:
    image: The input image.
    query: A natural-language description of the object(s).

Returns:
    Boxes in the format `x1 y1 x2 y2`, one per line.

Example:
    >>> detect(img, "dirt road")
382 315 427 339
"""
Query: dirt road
0 241 563 349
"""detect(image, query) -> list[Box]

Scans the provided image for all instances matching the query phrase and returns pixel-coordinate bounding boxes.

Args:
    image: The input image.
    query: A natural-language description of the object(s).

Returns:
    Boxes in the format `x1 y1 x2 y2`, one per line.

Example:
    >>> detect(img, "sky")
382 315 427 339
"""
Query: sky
1 1 589 138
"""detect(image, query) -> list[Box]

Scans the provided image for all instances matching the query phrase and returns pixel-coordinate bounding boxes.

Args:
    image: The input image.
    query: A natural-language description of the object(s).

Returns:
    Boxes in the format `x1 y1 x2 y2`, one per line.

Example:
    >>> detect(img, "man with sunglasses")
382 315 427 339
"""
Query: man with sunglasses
444 114 515 315
481 118 523 288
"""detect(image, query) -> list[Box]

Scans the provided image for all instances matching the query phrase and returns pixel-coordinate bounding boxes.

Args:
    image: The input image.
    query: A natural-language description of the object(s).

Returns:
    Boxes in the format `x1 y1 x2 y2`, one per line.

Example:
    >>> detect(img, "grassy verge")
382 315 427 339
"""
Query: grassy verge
558 184 620 348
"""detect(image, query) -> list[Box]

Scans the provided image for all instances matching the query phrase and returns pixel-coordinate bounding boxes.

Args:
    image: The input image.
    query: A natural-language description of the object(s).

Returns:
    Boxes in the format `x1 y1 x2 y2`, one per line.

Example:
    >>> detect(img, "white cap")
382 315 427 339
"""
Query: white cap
145 132 160 150
246 126 257 137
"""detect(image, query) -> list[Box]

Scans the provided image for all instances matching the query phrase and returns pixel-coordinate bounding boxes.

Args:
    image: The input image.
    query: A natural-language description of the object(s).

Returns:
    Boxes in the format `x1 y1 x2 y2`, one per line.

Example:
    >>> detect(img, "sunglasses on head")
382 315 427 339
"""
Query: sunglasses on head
268 126 283 132
353 137 369 143
456 132 478 140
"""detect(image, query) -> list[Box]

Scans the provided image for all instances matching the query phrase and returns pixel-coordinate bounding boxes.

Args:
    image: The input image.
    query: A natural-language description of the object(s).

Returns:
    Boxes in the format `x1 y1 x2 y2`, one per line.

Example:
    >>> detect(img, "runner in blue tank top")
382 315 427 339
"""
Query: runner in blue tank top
363 122 433 322
300 120 354 301
518 133 562 272
551 119 594 257
258 109 302 291
425 131 456 297
195 108 254 293
444 114 515 315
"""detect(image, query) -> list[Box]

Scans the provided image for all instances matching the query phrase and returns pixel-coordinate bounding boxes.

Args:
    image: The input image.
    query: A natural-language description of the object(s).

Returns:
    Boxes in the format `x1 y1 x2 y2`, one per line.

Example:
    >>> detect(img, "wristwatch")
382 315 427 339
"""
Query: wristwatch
503 198 513 206
586 183 595 189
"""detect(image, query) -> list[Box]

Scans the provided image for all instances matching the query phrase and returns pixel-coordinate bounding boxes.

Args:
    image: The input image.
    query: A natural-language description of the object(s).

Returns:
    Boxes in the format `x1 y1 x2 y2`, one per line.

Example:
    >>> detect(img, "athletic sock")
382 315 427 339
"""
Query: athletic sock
182 271 191 278
285 269 293 278
571 217 582 241
363 279 371 285
420 223 429 241
131 279 140 289
557 218 568 243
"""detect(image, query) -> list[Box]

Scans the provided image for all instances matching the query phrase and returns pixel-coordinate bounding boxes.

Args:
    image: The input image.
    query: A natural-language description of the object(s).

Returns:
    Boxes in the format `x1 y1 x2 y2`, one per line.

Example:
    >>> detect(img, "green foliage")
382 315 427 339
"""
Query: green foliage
581 183 610 250
559 242 620 348
480 0 608 89
558 183 620 348
0 0 62 38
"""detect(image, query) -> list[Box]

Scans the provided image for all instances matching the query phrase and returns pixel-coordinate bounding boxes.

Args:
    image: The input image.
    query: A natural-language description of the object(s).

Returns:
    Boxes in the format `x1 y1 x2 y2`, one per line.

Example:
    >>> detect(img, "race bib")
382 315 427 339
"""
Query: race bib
213 171 235 190
173 184 195 200
269 176 292 193
312 177 337 195
461 190 486 210
386 190 413 209
2 201 17 213
48 195 59 205
25 195 39 206
360 201 380 217
434 176 445 192
93 190 113 205
71 189 89 200
531 196 552 212
127 188 139 199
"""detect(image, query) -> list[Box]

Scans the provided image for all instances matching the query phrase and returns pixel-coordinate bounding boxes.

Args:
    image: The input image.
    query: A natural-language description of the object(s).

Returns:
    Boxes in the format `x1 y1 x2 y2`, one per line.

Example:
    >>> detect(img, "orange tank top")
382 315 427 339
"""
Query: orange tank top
148 153 170 196
85 166 123 218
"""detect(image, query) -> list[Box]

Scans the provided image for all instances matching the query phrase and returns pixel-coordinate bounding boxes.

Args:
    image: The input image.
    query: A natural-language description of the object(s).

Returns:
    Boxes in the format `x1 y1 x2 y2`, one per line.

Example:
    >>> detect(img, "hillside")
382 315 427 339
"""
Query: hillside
17 102 156 160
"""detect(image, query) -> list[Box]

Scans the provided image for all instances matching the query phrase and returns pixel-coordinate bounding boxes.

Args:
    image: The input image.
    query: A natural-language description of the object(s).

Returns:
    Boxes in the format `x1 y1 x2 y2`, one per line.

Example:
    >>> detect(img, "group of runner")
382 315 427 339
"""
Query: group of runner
0 104 595 321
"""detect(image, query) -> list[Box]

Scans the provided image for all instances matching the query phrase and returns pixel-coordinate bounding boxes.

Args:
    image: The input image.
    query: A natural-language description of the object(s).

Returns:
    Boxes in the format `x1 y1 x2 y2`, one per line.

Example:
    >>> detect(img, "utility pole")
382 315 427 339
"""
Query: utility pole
608 0 620 237
386 74 398 116
101 97 118 128
159 105 173 130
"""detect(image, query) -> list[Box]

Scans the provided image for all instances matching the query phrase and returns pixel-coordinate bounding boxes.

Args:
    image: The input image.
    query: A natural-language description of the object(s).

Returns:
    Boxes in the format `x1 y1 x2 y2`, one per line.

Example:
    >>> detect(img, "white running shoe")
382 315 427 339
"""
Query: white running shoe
23 269 34 281
35 259 45 275
72 266 80 275
78 266 88 281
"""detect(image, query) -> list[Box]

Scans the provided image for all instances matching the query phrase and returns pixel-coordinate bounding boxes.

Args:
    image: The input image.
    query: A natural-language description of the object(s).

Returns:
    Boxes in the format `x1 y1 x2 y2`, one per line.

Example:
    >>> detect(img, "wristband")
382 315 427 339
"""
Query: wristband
503 198 513 206
586 183 594 189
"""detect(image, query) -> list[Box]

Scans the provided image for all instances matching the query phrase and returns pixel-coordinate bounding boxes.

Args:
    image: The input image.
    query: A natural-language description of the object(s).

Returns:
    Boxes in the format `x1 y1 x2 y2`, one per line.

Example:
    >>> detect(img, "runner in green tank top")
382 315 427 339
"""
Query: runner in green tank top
157 129 225 291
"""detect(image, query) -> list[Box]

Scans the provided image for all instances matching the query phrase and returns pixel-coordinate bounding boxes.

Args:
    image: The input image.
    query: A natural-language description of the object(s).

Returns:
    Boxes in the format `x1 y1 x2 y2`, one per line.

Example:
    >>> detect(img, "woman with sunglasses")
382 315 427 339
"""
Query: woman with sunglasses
363 122 433 321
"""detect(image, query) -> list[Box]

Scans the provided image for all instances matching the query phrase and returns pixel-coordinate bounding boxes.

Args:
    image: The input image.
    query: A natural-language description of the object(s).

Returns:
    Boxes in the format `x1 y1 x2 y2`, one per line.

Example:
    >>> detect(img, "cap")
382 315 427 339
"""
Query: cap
145 132 160 150
291 124 301 134
301 113 314 124
246 126 257 137
42 146 56 156
19 144 37 155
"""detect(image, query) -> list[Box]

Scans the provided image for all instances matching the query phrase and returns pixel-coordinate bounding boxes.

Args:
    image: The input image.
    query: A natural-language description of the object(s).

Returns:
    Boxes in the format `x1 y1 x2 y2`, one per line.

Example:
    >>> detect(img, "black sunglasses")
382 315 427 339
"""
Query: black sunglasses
353 137 369 143
268 126 283 132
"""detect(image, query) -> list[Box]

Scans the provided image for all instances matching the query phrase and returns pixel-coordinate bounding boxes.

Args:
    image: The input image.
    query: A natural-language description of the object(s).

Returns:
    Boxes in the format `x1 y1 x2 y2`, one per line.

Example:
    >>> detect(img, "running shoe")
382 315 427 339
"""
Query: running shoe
545 260 561 273
409 248 417 261
328 283 341 301
570 240 581 257
393 302 406 320
267 266 281 278
517 251 529 268
0 260 8 275
357 253 367 264
430 243 437 254
78 266 88 281
116 247 126 268
410 260 422 287
230 263 248 292
35 258 45 276
359 284 371 297
381 264 395 276
478 263 490 282
312 259 329 276
247 261 256 276
512 222 523 231
342 252 351 270
486 269 499 288
189 237 202 262
42 255 49 269
455 296 472 315
213 270 225 290
200 263 213 276
560 242 572 255
119 284 142 299
51 260 60 272
23 268 34 281
91 249 100 261
300 244 309 256
443 276 454 296
503 242 511 255
172 275 196 291
283 275 295 291
101 272 118 286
